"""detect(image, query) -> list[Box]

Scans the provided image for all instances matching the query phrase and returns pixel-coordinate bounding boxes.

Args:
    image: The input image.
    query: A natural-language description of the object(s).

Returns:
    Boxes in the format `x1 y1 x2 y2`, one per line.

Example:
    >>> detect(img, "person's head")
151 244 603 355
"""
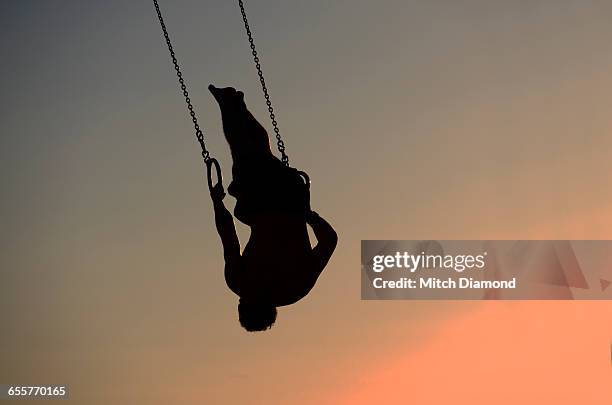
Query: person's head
238 299 277 332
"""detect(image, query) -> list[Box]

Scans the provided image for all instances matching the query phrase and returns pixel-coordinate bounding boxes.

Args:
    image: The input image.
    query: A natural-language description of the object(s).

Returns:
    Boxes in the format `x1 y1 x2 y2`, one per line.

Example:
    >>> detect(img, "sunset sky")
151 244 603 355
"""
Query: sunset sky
1 1 611 403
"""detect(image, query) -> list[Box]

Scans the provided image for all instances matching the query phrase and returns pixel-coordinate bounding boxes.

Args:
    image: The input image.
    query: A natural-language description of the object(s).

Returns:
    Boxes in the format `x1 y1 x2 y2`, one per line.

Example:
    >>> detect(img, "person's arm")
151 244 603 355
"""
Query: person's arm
306 210 338 273
211 184 241 266
211 183 242 295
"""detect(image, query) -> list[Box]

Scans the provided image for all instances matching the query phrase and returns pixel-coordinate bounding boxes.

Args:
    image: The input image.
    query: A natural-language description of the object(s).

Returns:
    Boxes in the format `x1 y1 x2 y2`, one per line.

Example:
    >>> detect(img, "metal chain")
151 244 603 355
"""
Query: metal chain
237 0 289 166
153 0 210 163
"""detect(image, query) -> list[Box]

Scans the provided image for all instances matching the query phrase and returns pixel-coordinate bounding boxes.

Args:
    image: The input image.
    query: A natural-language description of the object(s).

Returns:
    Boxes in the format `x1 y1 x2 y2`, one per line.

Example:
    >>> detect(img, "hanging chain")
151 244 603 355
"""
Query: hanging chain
153 0 210 163
237 0 289 166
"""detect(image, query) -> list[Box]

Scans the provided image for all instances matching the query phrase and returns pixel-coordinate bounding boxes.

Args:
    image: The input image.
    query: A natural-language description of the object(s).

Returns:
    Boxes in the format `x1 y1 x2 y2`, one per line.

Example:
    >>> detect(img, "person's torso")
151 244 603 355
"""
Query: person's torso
234 217 318 306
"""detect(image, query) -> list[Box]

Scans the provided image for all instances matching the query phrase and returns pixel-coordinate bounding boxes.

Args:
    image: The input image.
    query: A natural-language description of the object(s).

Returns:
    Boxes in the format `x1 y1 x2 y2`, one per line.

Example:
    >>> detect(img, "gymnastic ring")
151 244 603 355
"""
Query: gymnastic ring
296 170 310 190
206 158 222 191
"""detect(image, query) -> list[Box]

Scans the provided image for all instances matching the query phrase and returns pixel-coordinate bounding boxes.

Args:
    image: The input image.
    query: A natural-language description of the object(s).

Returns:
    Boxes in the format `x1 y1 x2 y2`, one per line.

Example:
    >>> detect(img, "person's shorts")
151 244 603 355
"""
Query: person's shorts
228 156 309 225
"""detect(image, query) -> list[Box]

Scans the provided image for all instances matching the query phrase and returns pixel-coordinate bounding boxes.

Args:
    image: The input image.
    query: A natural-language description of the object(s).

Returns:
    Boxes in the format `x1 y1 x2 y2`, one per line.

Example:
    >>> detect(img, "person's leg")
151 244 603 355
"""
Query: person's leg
209 84 273 161
208 85 308 220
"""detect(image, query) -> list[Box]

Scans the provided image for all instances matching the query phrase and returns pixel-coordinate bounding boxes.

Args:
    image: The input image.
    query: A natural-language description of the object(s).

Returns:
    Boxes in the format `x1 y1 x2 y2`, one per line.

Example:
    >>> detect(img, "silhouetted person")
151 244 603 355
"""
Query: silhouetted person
208 85 338 332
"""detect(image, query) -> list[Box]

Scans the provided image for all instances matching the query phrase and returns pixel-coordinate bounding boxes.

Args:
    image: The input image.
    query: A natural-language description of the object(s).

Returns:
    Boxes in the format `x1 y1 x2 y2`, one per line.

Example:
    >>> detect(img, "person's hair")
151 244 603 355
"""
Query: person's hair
238 299 277 332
